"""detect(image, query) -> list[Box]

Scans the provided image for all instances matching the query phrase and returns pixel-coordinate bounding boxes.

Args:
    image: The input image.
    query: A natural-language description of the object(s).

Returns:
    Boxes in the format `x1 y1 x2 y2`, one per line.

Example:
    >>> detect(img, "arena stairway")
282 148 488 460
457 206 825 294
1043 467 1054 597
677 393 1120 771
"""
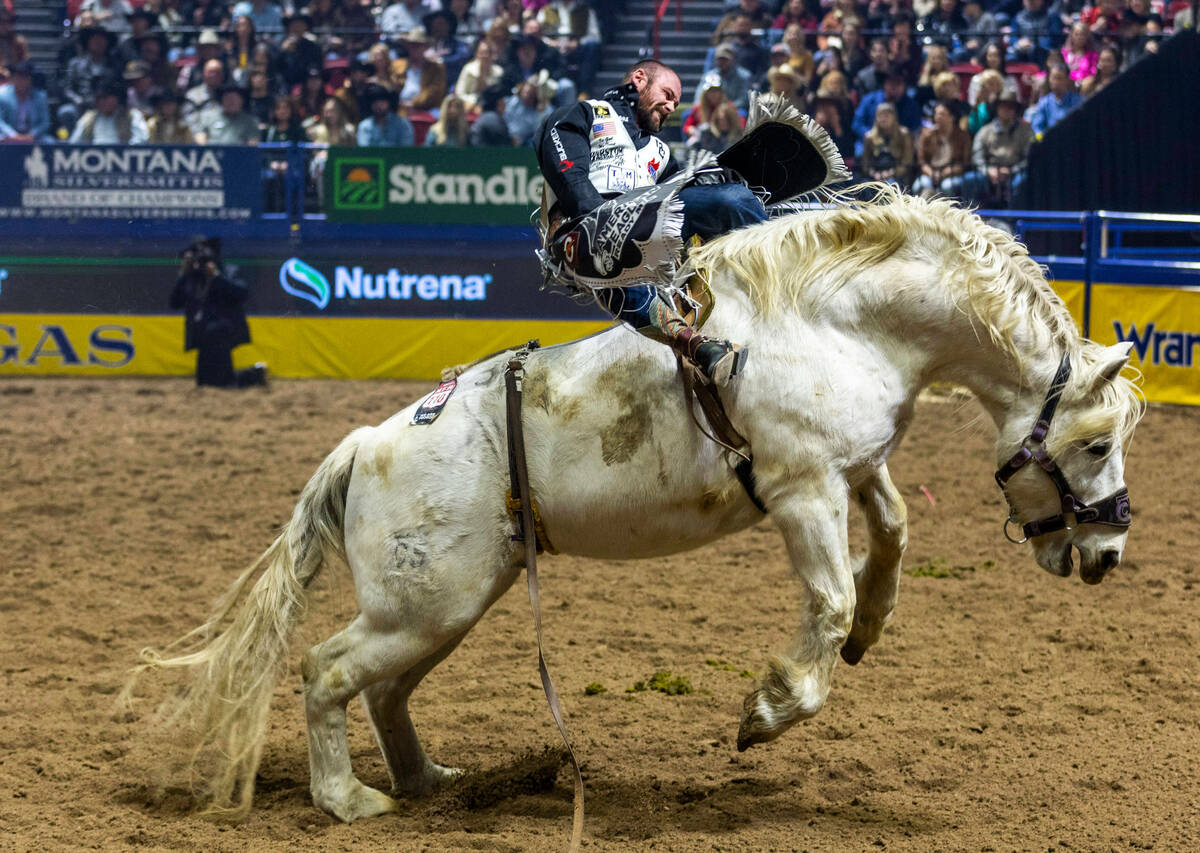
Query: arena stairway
593 0 729 103
20 0 72 123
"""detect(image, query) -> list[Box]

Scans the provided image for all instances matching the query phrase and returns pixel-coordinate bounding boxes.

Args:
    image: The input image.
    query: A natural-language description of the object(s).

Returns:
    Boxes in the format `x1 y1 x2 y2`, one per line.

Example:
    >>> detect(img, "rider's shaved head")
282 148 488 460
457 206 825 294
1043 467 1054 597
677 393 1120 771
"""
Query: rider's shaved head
623 59 671 84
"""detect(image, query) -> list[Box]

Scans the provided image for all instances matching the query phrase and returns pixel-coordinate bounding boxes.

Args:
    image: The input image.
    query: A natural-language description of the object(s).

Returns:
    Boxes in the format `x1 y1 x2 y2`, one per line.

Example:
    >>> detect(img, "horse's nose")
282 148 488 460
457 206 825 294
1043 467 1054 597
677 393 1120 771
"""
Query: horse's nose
1099 549 1120 571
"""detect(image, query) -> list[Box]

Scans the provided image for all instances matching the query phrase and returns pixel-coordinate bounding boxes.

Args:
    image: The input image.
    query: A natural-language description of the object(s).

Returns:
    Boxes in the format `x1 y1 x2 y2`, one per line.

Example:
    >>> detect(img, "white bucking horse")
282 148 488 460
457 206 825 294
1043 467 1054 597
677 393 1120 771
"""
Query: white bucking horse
133 185 1143 824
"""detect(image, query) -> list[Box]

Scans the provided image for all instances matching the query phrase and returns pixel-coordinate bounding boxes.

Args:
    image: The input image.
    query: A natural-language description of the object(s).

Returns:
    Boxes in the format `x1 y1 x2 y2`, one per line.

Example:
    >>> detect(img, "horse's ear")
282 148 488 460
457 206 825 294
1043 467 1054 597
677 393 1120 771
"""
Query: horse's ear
1094 342 1133 385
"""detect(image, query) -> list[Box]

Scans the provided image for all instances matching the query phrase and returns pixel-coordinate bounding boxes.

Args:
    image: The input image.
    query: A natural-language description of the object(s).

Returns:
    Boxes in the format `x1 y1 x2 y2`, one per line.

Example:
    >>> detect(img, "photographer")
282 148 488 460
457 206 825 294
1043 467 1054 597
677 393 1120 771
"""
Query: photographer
169 237 267 389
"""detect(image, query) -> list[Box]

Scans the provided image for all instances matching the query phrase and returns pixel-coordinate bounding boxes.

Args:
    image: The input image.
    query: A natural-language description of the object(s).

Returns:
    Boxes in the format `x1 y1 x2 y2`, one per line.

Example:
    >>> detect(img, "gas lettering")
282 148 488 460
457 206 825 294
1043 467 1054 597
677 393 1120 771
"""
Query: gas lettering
0 323 134 367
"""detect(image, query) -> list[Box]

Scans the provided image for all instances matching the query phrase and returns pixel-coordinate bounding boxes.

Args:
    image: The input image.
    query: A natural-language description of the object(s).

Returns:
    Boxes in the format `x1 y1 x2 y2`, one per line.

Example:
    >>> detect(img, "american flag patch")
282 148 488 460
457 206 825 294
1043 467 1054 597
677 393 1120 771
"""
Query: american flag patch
592 121 614 138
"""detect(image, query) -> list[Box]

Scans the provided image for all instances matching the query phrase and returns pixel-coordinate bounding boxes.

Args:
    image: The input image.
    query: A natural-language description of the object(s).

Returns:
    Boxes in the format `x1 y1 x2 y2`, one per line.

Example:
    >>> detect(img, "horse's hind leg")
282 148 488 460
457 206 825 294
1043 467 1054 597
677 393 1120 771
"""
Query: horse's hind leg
842 464 908 665
359 631 469 798
301 615 433 822
738 477 855 750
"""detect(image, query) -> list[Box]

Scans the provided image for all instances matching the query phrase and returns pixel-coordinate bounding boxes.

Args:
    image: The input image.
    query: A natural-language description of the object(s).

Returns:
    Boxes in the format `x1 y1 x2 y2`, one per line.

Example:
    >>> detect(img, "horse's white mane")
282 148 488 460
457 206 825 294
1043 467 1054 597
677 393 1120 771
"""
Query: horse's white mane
685 183 1143 449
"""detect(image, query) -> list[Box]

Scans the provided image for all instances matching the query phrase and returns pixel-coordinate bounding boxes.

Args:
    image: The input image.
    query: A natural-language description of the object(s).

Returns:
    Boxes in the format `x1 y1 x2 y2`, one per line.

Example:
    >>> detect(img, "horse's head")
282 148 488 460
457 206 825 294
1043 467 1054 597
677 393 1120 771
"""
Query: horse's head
996 342 1143 585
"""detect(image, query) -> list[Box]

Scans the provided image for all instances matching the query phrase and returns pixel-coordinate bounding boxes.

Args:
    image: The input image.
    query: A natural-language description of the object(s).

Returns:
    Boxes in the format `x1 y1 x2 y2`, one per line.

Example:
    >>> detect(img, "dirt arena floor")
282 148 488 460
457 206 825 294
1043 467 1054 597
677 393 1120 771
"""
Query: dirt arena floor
2 375 1198 852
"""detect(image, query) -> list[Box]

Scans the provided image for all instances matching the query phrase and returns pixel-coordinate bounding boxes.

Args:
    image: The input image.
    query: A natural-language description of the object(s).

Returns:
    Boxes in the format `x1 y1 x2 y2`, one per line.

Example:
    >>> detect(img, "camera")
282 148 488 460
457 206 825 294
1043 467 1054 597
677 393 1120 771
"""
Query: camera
179 236 221 273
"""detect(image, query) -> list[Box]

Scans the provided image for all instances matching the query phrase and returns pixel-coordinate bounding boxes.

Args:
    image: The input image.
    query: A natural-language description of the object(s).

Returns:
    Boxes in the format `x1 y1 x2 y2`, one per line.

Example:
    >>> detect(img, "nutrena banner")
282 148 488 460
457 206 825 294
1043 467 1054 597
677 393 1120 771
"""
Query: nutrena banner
0 246 608 378
324 147 544 225
1091 283 1200 405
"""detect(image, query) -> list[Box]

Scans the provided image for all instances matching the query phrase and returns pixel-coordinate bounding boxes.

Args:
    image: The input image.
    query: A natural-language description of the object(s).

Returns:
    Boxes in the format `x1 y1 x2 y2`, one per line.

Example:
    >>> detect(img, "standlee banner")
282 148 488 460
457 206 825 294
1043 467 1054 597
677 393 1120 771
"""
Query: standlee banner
0 144 261 220
324 147 544 225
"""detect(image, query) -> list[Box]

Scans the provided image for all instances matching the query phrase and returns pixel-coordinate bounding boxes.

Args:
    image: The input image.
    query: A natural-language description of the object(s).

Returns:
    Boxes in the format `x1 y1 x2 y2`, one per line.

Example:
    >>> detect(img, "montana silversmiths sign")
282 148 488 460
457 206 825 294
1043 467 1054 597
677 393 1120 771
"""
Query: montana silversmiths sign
0 144 261 220
325 147 544 225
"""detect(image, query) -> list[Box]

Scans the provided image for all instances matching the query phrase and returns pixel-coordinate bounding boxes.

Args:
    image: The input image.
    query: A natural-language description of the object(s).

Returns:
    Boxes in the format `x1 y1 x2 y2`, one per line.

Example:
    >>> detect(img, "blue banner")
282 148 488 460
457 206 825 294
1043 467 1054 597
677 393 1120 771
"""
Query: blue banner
0 144 262 221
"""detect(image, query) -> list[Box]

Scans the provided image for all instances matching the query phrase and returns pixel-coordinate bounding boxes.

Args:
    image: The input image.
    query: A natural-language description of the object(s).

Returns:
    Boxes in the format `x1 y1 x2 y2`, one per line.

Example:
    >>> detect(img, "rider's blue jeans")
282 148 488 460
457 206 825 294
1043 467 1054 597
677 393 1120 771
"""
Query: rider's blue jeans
599 183 767 330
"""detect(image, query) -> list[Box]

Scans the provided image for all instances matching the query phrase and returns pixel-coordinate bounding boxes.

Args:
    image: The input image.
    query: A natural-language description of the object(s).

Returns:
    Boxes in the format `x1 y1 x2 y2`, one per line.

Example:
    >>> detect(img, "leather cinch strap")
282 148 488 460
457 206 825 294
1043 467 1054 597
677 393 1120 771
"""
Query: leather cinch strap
504 341 585 853
678 356 768 515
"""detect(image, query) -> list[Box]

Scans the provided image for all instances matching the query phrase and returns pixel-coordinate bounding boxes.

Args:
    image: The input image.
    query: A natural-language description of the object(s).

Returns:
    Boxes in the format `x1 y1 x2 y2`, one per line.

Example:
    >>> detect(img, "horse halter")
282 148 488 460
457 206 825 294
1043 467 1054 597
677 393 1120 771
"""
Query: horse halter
995 354 1132 544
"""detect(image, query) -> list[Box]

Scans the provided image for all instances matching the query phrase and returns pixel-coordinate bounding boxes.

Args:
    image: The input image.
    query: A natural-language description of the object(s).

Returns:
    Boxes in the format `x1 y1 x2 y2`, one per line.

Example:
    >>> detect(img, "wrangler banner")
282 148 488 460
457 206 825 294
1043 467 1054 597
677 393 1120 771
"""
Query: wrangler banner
323 147 544 225
1090 283 1200 405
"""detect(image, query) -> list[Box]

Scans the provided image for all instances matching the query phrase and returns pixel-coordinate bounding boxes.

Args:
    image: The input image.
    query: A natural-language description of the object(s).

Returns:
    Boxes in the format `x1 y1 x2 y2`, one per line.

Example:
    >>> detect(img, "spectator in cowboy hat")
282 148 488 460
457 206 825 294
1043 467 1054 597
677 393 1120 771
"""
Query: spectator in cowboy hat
60 25 119 131
0 60 51 142
183 0 227 35
277 10 323 87
147 90 194 143
766 62 806 110
355 84 413 146
500 30 575 108
423 8 470 87
117 8 158 64
133 28 174 91
331 58 373 123
69 74 149 142
964 88 1033 207
392 26 447 111
196 83 260 144
179 28 226 92
123 59 160 116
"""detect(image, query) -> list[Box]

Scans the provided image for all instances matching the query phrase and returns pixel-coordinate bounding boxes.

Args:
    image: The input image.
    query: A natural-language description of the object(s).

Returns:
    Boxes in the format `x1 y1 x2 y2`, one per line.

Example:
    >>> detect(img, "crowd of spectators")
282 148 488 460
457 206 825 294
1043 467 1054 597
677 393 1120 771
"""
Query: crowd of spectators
0 0 1190 210
683 0 1185 206
0 0 609 148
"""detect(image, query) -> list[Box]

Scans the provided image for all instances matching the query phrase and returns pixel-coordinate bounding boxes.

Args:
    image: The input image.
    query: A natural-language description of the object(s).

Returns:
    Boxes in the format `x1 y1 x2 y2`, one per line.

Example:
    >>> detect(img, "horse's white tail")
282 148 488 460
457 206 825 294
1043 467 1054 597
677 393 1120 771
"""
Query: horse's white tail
127 426 370 818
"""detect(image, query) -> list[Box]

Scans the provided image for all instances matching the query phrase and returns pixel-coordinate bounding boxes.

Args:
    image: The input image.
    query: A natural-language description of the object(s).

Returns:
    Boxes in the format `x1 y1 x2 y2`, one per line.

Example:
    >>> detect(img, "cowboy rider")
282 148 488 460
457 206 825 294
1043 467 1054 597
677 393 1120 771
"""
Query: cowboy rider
535 59 768 386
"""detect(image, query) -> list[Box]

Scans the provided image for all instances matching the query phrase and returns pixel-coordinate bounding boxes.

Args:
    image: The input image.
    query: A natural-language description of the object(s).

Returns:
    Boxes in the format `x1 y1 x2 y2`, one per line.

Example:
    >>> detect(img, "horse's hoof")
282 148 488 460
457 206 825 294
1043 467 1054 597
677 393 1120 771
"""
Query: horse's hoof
737 691 782 752
840 637 866 666
394 763 464 798
315 782 399 823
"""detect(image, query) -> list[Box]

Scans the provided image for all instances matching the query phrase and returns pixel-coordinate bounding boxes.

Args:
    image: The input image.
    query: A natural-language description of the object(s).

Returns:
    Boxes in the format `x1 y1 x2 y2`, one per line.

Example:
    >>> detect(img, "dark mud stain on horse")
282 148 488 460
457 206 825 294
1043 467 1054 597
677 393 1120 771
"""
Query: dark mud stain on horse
594 356 661 465
601 393 652 465
523 371 583 423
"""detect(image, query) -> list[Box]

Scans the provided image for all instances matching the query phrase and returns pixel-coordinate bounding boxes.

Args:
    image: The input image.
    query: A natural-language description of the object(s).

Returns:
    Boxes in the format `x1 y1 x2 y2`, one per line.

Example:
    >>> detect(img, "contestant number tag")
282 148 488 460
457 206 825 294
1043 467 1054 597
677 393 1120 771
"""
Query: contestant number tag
412 378 457 425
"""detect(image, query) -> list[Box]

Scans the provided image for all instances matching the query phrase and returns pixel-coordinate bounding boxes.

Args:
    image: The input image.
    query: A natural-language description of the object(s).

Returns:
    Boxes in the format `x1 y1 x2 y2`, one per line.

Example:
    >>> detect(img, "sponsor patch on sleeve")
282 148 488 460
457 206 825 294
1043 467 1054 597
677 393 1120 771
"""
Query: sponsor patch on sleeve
411 378 457 425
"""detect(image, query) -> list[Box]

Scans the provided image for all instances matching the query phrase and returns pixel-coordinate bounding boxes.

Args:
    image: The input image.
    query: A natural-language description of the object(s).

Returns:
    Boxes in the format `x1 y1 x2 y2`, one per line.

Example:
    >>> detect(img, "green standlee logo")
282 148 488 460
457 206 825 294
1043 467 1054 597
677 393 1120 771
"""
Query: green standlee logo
325 148 543 224
333 158 384 210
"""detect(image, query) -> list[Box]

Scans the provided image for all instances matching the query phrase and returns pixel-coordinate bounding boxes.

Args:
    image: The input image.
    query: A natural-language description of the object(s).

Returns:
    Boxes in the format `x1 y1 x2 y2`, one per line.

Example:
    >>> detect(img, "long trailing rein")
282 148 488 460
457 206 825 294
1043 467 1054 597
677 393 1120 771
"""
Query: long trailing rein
503 341 585 853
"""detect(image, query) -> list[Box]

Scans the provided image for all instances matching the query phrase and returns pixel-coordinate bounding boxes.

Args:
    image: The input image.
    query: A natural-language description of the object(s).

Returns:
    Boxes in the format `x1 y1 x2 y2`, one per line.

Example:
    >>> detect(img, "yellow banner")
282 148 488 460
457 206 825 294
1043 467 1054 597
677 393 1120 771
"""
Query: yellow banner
1090 283 1200 405
1051 280 1085 330
0 315 611 379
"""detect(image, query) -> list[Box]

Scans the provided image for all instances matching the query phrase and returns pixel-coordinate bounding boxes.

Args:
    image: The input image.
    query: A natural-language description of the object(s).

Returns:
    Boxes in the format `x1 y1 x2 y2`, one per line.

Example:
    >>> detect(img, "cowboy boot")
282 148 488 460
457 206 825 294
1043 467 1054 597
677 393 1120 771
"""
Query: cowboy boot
672 326 748 387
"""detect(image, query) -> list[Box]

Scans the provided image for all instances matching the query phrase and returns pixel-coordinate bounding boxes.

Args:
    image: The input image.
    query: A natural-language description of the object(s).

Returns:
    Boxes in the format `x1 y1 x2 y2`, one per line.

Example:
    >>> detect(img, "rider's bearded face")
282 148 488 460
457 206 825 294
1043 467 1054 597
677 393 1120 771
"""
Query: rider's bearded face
632 68 681 133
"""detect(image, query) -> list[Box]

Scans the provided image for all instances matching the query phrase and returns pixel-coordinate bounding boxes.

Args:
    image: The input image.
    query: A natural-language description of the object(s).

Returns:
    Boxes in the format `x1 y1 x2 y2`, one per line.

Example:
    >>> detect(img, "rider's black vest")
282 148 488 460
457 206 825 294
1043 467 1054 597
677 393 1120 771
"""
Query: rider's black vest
535 83 677 221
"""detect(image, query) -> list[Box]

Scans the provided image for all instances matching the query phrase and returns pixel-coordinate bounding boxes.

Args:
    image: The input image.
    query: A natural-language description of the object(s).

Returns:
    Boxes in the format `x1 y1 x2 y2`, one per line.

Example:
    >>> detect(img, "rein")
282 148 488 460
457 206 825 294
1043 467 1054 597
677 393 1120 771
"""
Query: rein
994 353 1132 543
503 341 585 853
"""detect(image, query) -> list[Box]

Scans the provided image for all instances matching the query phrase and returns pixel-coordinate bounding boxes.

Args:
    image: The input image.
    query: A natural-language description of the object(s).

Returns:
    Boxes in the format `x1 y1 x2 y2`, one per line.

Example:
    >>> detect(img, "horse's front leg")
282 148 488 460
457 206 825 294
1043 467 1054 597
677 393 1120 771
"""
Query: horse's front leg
738 477 854 751
841 463 908 665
